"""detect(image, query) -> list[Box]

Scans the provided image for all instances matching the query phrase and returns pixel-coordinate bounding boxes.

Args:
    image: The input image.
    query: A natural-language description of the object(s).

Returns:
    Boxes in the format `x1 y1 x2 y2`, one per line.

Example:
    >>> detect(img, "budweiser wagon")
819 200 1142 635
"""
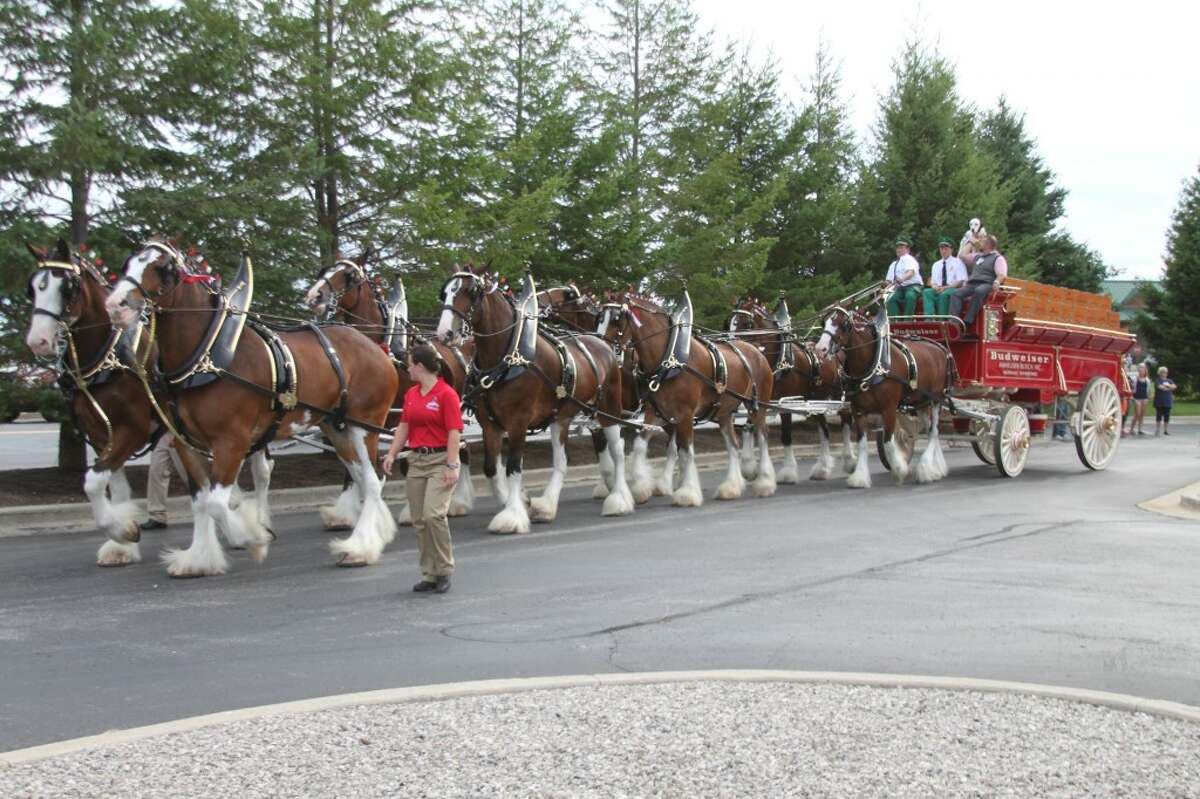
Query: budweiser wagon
888 279 1136 477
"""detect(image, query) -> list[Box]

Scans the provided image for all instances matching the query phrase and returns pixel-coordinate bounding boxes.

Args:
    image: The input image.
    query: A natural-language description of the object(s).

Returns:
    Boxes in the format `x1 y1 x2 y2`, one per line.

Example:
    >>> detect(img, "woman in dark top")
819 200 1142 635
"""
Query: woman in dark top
1154 366 1177 436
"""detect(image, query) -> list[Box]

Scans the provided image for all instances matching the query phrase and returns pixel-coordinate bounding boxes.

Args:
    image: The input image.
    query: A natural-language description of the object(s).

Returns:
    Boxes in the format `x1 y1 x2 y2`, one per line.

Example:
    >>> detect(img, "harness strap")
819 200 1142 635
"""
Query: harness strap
305 323 349 431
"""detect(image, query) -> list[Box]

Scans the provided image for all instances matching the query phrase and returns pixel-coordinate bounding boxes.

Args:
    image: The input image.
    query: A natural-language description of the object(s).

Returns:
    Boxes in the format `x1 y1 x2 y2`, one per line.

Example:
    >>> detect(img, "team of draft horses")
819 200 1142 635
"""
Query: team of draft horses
22 237 959 579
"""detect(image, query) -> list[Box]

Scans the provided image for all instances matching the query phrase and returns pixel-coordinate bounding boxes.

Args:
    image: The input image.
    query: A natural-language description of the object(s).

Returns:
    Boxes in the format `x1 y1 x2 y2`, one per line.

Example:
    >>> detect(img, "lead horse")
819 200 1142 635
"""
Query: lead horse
598 288 777 505
814 290 953 488
107 238 398 575
304 253 476 525
438 266 634 533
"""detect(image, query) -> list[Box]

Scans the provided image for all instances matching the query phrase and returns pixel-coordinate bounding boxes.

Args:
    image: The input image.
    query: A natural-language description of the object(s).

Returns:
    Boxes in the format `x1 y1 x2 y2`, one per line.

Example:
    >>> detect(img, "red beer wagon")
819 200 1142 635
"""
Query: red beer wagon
887 279 1135 477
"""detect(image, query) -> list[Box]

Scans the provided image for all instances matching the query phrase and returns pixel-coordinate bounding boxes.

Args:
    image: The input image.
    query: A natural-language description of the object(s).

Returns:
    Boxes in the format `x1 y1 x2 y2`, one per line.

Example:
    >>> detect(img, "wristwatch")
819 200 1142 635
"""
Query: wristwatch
446 463 460 470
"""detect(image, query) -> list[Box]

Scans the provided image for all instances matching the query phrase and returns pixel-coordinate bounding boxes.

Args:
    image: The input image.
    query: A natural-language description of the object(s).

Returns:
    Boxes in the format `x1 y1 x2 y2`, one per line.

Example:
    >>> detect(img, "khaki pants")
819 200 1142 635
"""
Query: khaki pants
146 435 185 523
405 452 455 580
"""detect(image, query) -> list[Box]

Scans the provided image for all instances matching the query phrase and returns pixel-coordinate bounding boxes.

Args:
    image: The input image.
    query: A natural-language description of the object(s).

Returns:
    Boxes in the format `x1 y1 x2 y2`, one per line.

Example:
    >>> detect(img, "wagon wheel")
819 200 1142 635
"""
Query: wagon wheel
877 413 918 472
993 405 1030 478
969 418 995 465
1073 377 1121 471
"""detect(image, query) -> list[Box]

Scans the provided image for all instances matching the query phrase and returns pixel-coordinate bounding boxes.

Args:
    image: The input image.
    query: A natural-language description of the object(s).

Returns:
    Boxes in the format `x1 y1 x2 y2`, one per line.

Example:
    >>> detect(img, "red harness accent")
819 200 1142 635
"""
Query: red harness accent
181 273 216 285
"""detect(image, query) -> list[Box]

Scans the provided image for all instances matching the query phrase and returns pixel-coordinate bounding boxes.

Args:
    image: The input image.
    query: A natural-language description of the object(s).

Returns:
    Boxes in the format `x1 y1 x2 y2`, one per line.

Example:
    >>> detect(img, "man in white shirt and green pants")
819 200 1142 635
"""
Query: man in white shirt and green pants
885 235 923 317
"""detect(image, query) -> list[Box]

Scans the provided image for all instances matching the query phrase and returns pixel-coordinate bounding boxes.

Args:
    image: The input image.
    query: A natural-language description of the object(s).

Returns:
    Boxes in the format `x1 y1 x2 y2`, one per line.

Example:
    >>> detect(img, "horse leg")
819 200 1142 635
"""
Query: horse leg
327 427 394 566
716 413 747 500
752 408 778 497
601 423 635 516
882 405 911 484
204 441 272 566
808 417 834 481
488 427 530 534
591 426 614 500
846 415 872 489
448 445 475 517
777 412 800 484
85 464 139 550
480 418 510 510
628 428 654 504
654 429 679 497
249 449 275 536
739 422 759 481
840 414 857 474
672 417 703 507
160 451 228 578
915 404 948 483
530 421 568 523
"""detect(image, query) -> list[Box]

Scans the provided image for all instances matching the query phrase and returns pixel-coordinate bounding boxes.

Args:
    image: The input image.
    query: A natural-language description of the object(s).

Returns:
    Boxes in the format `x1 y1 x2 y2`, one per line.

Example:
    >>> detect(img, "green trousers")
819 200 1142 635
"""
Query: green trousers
922 288 952 316
886 285 920 317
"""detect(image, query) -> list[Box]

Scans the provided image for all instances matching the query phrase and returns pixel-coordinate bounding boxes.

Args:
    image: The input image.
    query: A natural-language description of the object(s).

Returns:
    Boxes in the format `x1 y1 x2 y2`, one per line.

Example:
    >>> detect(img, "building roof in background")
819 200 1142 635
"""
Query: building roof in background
1102 279 1161 322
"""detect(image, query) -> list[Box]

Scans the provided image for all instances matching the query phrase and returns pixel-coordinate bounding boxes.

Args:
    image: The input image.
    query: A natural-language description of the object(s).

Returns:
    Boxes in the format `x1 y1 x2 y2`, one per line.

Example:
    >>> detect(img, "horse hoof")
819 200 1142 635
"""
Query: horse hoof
336 554 369 568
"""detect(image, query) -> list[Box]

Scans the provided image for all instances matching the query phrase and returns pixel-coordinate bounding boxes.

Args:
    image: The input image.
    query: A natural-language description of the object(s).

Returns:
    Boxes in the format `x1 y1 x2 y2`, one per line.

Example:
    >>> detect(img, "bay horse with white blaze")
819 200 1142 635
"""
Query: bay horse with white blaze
438 266 634 533
727 295 850 482
598 289 777 505
304 253 476 525
814 293 953 488
107 238 398 575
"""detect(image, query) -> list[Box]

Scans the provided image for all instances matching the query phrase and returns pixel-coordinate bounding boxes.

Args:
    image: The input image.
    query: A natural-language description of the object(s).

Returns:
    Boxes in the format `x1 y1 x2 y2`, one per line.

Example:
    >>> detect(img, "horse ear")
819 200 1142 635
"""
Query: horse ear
357 248 370 266
26 242 48 261
54 238 72 261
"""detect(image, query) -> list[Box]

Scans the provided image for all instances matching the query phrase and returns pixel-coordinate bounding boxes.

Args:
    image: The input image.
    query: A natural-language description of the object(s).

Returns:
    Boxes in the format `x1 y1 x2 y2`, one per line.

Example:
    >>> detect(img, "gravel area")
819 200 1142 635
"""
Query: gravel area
3 682 1198 798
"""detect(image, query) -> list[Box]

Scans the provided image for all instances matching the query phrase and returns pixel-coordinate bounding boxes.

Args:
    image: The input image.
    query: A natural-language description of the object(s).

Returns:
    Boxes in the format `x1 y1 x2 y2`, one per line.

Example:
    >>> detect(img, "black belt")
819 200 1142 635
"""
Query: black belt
406 446 447 454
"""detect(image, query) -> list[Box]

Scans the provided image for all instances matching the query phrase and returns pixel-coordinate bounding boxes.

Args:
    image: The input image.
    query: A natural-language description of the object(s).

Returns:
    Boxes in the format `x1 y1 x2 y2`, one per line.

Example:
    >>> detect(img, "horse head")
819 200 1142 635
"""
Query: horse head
106 236 194 329
436 262 495 344
727 295 770 335
306 251 369 320
24 238 104 357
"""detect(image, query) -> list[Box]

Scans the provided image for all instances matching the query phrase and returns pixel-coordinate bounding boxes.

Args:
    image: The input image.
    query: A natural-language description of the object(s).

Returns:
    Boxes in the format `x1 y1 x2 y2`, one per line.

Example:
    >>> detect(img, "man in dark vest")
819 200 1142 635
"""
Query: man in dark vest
949 234 1008 335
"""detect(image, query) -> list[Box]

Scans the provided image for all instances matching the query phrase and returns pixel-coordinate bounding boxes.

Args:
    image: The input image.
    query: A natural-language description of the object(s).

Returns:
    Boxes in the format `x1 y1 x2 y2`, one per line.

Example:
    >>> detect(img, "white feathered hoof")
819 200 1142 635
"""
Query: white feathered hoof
842 455 857 475
630 478 655 505
162 545 229 578
653 477 674 497
319 506 355 531
601 488 635 517
109 501 140 544
739 460 759 481
808 462 831 481
752 473 777 498
236 500 272 563
529 497 558 523
96 539 141 567
329 544 381 568
715 476 745 501
672 484 704 508
395 503 413 527
777 464 800 485
846 464 872 489
488 507 531 535
592 481 611 500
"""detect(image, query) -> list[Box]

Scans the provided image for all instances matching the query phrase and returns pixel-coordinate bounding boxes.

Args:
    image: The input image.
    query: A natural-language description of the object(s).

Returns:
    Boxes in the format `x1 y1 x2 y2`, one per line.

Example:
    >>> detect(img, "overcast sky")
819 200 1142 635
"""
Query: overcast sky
691 0 1198 279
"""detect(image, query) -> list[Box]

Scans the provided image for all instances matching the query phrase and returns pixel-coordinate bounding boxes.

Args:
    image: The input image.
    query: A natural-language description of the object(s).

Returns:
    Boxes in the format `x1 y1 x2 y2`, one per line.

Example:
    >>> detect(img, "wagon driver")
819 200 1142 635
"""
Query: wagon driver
884 234 923 317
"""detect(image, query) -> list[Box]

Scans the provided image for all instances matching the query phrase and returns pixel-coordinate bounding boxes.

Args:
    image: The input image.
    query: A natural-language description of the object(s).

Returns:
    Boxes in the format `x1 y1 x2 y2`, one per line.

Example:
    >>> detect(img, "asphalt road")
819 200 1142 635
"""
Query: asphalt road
1 433 1198 751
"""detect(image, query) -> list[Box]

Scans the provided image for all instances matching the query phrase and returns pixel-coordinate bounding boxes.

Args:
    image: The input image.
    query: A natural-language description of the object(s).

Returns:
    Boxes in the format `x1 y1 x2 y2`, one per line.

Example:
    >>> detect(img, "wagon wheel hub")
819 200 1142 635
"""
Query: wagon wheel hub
1100 416 1117 433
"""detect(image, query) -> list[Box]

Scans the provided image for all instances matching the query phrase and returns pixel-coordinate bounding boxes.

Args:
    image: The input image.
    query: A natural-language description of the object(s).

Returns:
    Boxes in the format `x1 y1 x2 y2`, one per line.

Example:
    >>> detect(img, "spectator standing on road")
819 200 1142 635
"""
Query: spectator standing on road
382 344 463 594
1154 366 1177 436
142 434 185 531
1129 363 1151 436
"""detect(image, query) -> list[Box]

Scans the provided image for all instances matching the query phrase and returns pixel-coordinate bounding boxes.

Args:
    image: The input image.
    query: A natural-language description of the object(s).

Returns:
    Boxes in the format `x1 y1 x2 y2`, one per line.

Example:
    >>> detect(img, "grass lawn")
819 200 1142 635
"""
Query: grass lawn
1168 399 1200 416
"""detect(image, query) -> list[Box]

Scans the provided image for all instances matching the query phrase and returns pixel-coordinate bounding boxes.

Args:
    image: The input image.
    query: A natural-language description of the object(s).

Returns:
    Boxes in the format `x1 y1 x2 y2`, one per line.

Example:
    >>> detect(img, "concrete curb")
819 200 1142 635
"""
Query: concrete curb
1138 480 1200 521
3 669 1197 766
0 445 824 538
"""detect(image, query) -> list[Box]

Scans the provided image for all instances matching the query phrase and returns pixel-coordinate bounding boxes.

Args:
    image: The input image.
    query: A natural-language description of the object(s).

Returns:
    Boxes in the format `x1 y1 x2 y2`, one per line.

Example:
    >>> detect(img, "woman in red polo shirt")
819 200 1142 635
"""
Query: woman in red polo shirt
382 344 464 594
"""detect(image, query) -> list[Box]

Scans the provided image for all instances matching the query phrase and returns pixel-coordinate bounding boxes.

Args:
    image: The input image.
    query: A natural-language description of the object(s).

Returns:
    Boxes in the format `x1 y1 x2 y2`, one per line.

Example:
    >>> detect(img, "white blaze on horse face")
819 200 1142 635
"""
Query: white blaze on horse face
436 277 462 341
597 307 613 338
815 316 838 357
25 271 66 357
106 248 156 327
304 274 328 309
